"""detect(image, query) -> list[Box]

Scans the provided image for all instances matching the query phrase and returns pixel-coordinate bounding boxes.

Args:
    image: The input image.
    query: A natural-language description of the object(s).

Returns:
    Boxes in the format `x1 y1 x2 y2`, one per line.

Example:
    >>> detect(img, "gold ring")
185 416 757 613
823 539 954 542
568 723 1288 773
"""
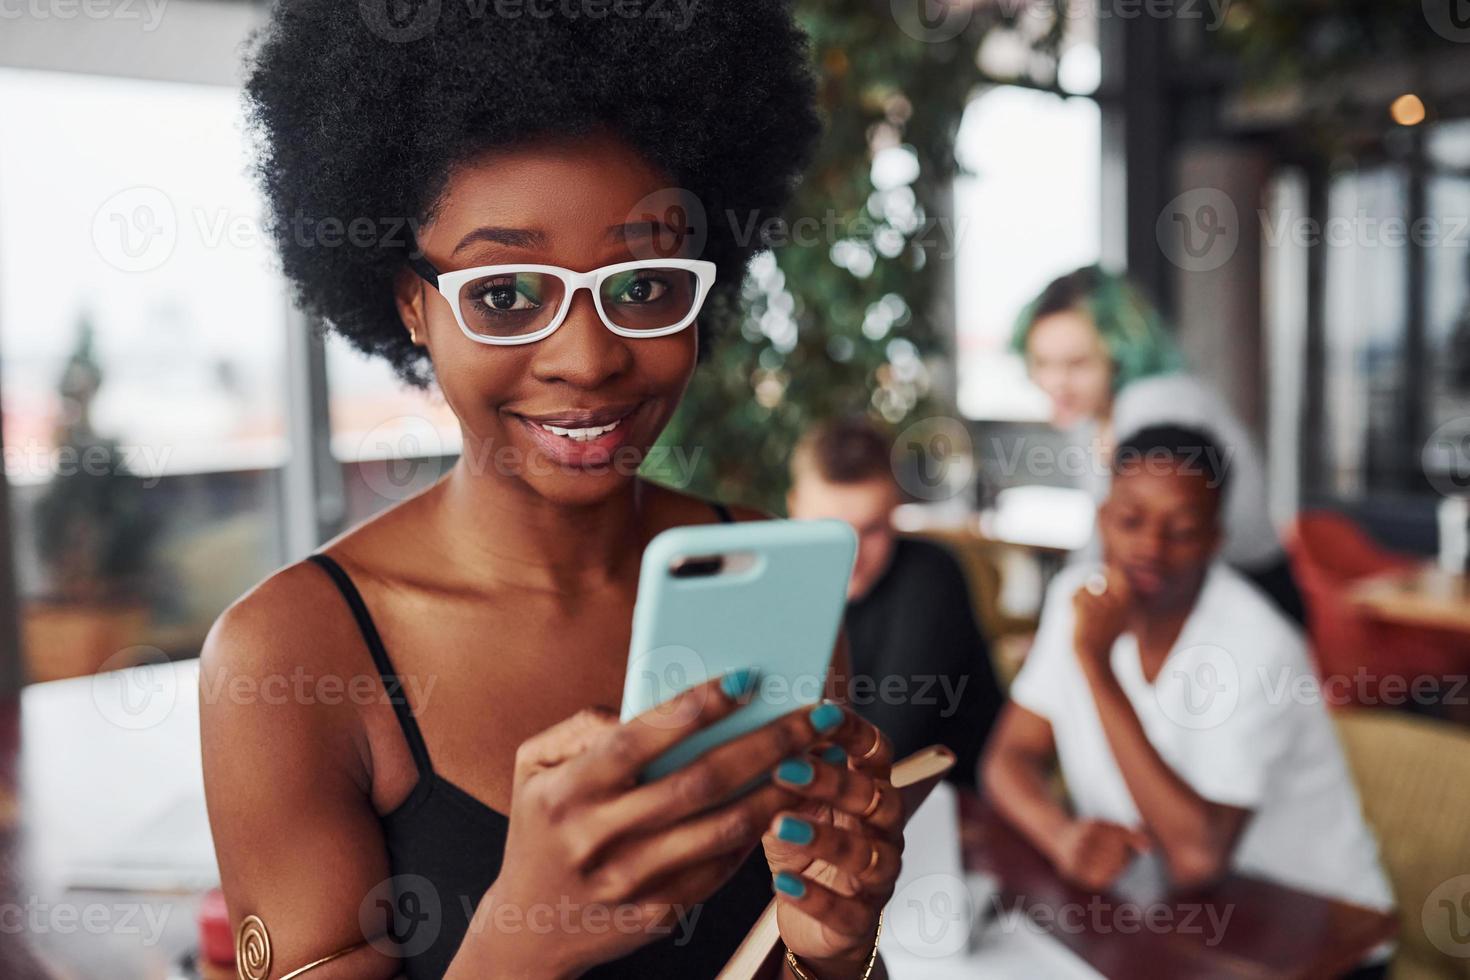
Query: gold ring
857 729 884 764
860 783 884 820
859 842 881 878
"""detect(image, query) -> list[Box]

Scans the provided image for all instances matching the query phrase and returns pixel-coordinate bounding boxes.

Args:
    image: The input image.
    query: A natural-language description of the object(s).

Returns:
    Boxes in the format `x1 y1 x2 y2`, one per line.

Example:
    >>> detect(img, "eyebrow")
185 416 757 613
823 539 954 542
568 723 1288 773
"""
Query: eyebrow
452 226 547 255
610 219 689 242
450 219 690 256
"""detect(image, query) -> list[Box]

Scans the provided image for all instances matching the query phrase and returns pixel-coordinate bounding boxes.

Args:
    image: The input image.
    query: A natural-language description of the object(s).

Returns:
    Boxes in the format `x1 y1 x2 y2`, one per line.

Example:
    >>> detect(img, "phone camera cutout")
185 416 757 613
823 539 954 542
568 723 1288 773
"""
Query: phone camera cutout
669 554 724 578
667 550 758 579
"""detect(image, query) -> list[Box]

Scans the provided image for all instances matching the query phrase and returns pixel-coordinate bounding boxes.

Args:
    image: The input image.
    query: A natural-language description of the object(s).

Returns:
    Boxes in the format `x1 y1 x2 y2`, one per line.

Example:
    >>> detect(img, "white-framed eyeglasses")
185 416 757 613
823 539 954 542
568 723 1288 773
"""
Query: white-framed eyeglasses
409 253 717 346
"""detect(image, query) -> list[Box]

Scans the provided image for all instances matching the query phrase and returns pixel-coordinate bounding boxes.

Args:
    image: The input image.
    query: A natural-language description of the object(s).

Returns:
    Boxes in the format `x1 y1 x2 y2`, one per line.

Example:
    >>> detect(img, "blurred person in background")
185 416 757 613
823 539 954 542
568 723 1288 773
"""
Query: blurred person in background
1013 265 1305 624
787 415 1004 790
983 425 1393 980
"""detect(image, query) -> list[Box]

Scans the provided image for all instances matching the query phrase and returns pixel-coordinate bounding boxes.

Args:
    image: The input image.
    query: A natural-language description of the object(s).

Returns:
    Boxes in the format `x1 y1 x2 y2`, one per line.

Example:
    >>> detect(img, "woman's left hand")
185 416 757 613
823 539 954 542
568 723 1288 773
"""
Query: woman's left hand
763 703 901 978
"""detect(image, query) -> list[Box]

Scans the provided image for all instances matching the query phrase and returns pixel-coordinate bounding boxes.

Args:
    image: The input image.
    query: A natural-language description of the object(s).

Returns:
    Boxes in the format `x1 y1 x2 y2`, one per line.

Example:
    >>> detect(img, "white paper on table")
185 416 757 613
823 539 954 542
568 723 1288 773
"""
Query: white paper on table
879 783 1102 980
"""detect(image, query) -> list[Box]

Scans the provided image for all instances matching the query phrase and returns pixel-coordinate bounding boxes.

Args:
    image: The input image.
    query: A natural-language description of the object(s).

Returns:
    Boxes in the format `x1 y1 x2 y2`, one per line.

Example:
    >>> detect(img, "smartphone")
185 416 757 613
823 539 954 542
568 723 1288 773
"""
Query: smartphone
619 517 858 782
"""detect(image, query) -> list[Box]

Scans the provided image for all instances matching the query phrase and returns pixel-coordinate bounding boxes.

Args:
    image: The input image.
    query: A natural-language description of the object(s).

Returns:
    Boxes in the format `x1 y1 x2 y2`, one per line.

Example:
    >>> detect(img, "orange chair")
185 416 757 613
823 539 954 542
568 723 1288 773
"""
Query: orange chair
1285 511 1467 711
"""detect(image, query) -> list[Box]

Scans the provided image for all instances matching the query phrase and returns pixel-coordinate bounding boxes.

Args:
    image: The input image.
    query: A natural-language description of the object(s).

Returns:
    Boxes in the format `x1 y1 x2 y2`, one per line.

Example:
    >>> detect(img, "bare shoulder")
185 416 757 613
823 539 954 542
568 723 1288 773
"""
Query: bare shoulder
201 484 436 682
195 513 410 781
200 555 361 687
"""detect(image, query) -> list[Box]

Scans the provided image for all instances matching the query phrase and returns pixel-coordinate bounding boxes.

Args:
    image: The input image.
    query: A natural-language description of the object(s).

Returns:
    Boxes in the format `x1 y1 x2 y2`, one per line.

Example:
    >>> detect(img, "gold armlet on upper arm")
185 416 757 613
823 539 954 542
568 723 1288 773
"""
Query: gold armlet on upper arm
234 913 375 980
235 915 271 980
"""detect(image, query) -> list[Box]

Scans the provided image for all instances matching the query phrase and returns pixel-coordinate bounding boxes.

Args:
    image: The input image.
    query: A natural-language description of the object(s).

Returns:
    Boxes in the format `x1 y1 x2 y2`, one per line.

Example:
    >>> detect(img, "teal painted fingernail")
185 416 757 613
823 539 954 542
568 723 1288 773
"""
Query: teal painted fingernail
721 668 758 700
809 702 843 734
777 816 814 845
776 758 814 786
774 871 806 898
820 745 847 765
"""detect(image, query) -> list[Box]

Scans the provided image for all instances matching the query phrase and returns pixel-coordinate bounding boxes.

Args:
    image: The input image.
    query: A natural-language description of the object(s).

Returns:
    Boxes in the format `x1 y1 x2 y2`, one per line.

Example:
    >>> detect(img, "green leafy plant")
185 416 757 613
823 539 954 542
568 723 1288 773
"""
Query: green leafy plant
646 1 1060 513
33 315 160 603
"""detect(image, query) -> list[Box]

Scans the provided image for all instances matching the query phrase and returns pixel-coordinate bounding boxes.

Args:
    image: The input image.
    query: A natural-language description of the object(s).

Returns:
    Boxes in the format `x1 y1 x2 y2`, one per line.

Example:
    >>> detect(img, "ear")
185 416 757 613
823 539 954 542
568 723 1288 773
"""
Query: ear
393 263 428 346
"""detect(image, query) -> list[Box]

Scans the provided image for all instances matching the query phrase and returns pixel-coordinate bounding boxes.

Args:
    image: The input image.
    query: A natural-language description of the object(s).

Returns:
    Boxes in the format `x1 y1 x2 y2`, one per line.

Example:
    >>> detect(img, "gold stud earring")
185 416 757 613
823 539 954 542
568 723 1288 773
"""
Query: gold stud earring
409 326 419 345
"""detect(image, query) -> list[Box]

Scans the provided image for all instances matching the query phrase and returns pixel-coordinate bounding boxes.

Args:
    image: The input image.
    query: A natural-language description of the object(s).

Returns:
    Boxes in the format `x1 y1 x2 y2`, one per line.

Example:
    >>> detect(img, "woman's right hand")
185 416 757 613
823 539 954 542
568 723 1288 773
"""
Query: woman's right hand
464 671 823 978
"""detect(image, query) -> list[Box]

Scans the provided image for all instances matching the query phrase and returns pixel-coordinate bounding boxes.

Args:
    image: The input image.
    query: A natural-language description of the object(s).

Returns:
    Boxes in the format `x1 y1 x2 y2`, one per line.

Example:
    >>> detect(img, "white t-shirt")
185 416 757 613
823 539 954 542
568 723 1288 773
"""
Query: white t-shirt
1010 561 1393 912
1076 374 1283 570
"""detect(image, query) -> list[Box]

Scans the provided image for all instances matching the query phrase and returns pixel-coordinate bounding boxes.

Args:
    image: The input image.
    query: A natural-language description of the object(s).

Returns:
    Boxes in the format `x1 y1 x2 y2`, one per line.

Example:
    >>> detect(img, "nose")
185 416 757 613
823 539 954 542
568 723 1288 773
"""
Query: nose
1134 525 1169 562
530 288 633 388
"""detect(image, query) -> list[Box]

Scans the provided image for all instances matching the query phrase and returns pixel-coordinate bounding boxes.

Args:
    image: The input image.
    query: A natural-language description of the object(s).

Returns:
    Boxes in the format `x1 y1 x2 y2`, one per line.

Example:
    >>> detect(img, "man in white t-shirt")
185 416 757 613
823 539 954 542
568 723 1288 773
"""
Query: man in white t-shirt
982 424 1393 974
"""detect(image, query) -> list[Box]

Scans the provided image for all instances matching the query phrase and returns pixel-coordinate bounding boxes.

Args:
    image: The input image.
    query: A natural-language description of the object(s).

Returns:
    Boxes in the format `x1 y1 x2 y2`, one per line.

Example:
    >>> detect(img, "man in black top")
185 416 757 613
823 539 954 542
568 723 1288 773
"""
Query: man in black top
786 416 1003 791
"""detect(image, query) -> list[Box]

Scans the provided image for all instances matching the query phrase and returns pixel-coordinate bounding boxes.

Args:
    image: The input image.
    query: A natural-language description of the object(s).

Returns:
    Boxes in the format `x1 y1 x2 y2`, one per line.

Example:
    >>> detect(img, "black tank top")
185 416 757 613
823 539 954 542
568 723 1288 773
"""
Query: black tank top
306 501 773 978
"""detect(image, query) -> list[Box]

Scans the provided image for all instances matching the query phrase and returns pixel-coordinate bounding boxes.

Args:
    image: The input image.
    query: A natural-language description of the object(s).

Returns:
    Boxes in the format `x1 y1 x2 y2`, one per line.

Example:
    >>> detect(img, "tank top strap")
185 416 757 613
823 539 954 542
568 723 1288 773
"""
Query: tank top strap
306 552 434 777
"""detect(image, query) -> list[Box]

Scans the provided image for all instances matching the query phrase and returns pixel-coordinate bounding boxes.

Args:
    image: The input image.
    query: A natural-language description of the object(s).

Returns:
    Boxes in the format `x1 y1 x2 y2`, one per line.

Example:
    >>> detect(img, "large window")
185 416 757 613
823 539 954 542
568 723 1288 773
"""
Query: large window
1305 118 1470 506
0 69 288 681
953 85 1102 423
326 336 461 526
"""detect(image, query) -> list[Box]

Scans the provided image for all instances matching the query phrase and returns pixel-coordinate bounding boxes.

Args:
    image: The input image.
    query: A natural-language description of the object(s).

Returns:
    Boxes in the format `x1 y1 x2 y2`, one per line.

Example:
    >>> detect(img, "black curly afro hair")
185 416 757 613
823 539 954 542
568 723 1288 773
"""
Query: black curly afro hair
244 0 822 387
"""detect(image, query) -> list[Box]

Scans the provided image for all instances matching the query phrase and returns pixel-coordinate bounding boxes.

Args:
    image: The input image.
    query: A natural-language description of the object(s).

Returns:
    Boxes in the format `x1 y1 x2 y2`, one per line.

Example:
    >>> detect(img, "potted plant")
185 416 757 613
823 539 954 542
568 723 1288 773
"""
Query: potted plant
24 316 161 682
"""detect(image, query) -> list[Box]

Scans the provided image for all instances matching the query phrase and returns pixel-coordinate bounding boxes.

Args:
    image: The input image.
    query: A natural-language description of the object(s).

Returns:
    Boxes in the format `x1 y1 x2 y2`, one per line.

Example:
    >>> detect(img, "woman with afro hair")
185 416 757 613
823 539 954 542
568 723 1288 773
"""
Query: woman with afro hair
200 2 904 978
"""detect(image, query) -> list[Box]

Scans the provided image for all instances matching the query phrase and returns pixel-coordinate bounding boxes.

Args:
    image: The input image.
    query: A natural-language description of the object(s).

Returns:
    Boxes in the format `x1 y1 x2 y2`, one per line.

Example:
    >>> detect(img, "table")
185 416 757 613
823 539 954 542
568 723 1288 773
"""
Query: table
0 660 1401 979
957 793 1398 979
0 658 213 979
1349 565 1470 634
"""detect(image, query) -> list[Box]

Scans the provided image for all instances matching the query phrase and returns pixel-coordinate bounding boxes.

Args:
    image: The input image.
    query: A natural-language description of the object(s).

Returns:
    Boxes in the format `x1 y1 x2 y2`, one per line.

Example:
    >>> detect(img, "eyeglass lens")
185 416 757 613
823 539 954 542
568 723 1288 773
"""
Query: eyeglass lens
457 266 700 339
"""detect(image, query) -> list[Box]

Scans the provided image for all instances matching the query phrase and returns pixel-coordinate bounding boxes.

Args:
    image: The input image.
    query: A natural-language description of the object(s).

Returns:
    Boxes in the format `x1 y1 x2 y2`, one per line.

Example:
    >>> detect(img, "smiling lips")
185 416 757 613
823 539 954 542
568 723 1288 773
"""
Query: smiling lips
535 418 623 442
513 401 643 464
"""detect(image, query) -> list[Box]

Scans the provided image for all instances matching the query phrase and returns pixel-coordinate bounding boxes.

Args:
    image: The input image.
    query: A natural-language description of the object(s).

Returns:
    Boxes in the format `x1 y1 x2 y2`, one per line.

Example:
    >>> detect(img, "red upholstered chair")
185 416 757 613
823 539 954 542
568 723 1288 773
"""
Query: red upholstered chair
1285 511 1467 710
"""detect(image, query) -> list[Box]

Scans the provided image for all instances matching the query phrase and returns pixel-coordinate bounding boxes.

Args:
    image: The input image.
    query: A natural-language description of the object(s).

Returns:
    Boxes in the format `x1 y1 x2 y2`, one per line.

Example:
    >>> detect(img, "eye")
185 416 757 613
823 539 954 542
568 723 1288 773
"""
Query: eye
471 275 540 313
1168 523 1203 541
610 272 670 305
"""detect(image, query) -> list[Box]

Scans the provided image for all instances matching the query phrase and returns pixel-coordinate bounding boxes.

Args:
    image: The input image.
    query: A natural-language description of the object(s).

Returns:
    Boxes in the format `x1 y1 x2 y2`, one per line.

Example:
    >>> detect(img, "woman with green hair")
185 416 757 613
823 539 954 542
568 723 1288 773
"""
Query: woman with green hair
1013 265 1304 624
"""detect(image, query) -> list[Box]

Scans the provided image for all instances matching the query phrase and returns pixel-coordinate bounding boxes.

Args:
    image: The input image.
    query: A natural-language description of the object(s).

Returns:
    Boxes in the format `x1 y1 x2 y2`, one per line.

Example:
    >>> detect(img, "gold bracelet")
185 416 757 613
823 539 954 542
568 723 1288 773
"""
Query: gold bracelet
783 911 883 980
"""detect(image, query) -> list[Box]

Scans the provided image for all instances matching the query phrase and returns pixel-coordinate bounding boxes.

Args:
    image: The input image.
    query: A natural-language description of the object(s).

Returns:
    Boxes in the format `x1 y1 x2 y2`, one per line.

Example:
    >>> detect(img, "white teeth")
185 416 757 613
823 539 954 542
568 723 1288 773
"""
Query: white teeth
538 419 621 441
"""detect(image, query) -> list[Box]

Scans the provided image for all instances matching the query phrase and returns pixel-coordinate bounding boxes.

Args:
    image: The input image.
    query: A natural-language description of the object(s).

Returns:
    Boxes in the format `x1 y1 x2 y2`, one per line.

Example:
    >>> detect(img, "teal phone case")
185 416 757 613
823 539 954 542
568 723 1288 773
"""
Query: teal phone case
619 517 858 781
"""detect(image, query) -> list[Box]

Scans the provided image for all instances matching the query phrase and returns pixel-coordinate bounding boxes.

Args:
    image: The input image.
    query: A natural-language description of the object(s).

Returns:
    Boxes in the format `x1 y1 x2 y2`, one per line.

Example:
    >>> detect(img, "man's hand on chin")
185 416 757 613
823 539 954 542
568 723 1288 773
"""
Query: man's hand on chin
1071 565 1133 675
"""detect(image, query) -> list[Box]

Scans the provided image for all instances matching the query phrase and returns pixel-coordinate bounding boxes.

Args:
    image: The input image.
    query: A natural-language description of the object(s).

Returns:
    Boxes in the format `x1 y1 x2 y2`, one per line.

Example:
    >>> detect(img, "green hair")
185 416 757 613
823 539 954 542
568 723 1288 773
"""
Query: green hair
1011 265 1182 390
